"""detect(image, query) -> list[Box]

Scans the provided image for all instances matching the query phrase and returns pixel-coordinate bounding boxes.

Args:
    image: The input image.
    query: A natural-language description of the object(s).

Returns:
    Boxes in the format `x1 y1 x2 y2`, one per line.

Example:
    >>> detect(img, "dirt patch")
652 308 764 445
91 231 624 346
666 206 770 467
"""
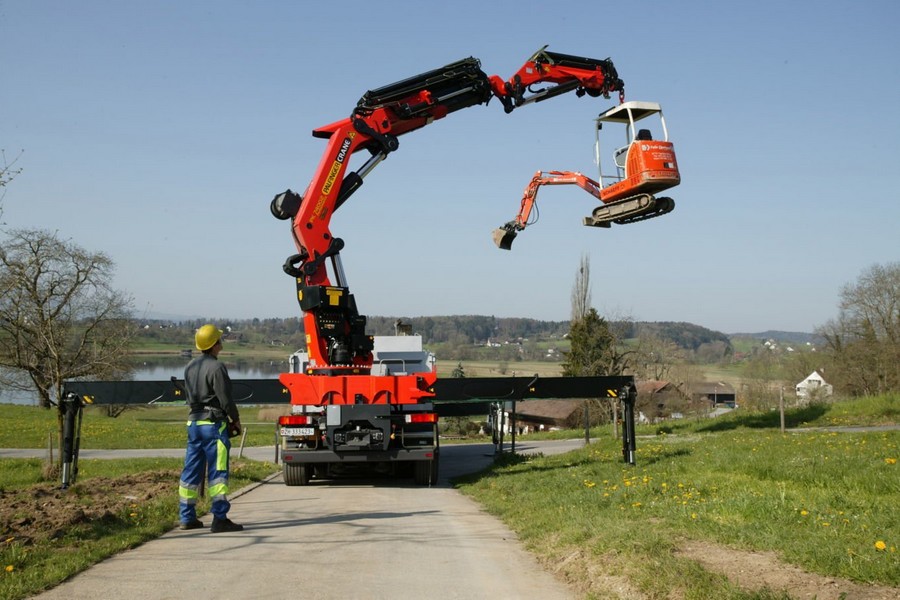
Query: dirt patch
0 470 177 546
678 539 898 600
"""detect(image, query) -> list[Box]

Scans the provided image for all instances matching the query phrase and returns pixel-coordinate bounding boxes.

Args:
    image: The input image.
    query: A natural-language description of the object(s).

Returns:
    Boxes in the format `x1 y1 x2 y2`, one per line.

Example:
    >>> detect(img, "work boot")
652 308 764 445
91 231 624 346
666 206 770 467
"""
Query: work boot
210 517 244 533
179 519 204 530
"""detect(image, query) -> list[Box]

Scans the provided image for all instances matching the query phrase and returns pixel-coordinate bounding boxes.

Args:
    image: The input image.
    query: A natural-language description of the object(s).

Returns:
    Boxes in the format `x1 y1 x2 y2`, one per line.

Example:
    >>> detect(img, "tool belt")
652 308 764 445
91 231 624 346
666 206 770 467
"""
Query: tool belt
188 406 227 422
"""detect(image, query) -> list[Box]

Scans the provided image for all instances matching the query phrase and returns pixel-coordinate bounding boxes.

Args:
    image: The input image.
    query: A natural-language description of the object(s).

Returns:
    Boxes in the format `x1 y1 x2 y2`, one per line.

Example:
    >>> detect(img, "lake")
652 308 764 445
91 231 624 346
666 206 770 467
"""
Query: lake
0 357 290 406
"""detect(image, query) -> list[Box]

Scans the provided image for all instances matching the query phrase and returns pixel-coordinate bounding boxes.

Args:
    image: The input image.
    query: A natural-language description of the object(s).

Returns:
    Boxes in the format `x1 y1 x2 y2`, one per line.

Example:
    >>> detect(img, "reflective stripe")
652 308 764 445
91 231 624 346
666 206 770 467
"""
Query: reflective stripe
179 481 199 503
187 419 216 425
217 438 228 471
209 483 229 501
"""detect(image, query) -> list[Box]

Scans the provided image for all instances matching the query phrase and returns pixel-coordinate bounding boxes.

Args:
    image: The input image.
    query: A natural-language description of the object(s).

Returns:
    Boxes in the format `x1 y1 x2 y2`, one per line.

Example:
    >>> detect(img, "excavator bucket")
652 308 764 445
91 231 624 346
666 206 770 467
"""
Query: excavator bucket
492 227 518 250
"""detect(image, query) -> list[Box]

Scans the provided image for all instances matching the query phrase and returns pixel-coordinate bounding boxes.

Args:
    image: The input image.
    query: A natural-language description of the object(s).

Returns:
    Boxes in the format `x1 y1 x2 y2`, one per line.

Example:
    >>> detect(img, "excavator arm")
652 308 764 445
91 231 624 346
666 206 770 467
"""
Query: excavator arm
492 171 604 250
270 47 625 379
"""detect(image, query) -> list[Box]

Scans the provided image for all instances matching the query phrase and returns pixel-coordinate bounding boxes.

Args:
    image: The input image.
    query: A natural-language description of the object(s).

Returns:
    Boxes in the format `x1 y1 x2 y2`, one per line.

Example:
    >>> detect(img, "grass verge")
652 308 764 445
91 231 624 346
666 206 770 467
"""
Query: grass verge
0 457 278 600
457 399 899 598
1 395 896 599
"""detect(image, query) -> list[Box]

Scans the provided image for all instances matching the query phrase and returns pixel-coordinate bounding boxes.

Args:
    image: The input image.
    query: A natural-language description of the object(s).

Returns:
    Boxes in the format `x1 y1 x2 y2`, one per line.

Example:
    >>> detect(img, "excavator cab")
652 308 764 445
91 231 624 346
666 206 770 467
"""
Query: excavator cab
594 100 679 204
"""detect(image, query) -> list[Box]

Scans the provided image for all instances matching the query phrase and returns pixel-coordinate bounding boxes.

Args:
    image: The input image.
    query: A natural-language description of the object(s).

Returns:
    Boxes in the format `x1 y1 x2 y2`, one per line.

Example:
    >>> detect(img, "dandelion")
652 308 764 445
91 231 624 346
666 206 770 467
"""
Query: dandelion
130 512 138 518
5 565 13 573
875 540 887 551
885 458 897 465
691 513 698 519
800 509 808 516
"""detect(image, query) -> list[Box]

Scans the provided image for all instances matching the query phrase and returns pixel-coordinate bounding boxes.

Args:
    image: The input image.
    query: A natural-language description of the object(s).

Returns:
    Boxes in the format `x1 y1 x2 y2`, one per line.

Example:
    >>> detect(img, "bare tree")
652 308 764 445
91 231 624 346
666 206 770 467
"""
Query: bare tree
633 332 684 381
0 229 135 409
819 262 900 395
0 149 24 222
571 253 591 321
565 253 632 431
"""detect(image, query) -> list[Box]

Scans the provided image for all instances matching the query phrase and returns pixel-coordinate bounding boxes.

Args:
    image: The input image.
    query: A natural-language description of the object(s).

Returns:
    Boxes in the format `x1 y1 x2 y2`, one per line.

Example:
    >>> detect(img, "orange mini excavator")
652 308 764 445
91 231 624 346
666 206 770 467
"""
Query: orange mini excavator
492 100 680 249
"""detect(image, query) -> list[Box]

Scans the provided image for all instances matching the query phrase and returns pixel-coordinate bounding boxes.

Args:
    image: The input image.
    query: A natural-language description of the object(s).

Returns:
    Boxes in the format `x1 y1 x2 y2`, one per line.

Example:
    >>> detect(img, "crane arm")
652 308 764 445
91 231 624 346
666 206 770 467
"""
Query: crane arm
270 47 624 372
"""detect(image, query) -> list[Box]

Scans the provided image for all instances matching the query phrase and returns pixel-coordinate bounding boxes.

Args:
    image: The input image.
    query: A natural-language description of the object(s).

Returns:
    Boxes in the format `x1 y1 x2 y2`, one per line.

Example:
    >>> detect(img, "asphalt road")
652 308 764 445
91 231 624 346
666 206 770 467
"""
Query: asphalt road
18 440 587 600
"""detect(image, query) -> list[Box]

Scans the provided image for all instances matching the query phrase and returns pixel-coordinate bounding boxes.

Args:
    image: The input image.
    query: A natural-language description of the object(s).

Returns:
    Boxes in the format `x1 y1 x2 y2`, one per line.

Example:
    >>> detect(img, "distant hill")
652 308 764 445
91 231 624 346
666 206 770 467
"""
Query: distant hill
134 315 816 354
729 330 820 344
369 316 734 353
628 321 731 351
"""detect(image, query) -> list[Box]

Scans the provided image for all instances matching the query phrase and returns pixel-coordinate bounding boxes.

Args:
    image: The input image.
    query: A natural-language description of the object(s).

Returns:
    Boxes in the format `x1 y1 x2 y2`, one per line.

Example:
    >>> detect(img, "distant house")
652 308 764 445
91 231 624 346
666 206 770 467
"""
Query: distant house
515 399 581 431
795 370 833 401
636 380 690 422
691 381 736 408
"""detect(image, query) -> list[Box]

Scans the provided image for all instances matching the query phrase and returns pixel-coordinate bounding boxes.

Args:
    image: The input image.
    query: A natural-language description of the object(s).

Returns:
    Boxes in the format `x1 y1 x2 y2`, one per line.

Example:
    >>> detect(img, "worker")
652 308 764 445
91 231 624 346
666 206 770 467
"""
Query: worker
177 324 244 533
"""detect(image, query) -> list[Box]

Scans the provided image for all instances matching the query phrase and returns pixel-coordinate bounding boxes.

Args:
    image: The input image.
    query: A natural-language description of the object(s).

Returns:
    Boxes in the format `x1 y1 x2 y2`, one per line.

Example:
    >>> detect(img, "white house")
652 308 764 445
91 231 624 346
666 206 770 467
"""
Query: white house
795 371 833 400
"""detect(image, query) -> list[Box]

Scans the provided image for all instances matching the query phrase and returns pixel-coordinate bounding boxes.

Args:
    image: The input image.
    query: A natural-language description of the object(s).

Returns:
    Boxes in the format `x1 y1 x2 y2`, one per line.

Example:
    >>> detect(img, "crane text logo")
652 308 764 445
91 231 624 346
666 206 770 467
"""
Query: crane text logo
322 135 355 196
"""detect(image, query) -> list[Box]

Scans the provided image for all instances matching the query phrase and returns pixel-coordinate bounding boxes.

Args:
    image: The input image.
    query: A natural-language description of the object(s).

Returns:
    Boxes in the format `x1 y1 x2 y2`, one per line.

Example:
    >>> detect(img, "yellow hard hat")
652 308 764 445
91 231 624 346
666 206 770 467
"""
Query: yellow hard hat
195 324 223 351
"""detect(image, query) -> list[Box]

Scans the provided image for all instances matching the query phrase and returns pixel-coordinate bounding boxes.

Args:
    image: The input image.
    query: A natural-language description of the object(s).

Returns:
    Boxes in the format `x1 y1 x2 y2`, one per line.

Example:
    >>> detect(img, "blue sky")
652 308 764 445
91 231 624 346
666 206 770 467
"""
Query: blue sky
2 0 898 334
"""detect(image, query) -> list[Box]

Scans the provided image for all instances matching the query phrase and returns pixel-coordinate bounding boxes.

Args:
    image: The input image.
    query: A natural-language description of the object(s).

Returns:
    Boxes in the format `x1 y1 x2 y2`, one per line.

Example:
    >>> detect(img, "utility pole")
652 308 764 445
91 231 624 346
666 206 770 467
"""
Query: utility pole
779 386 785 433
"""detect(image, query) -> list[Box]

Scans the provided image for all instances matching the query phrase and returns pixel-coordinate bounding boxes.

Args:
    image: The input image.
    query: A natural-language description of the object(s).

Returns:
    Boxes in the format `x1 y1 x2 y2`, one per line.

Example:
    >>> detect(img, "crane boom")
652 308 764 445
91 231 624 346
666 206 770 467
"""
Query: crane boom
270 47 625 383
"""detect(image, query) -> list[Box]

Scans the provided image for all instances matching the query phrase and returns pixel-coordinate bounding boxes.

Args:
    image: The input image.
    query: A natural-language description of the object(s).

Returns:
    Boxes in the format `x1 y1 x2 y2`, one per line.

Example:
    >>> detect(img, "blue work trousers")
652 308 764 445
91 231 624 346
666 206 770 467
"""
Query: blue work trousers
178 420 231 523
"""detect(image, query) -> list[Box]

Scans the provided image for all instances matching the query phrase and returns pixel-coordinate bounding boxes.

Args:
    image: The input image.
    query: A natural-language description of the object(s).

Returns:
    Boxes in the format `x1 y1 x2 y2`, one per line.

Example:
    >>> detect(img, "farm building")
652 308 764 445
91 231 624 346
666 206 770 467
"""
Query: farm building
691 381 736 408
636 380 687 422
514 399 581 431
795 370 833 400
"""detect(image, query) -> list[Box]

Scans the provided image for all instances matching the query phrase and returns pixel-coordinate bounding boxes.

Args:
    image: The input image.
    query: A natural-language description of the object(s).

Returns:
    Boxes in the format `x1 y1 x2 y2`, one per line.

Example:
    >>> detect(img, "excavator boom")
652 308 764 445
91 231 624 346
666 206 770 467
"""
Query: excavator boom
493 171 602 250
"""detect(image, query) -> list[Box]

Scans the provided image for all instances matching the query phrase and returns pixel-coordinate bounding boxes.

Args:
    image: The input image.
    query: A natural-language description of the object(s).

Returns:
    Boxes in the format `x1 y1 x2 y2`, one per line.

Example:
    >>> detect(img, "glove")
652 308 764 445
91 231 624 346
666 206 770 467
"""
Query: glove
228 421 242 438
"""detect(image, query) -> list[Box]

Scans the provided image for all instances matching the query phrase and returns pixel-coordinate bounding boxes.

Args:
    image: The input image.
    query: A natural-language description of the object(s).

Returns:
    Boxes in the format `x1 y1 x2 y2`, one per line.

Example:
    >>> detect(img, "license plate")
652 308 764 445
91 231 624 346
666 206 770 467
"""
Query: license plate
280 427 315 437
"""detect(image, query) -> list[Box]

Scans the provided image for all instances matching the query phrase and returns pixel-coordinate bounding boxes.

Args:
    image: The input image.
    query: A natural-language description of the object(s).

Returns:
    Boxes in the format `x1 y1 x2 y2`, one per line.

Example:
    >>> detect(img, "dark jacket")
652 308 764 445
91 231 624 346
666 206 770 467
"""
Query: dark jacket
184 353 239 422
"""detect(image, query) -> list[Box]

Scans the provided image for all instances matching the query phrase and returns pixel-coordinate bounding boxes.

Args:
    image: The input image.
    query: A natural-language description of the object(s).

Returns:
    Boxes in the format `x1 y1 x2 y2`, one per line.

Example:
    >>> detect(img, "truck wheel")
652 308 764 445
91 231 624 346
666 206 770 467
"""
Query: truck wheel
413 457 438 486
283 463 310 486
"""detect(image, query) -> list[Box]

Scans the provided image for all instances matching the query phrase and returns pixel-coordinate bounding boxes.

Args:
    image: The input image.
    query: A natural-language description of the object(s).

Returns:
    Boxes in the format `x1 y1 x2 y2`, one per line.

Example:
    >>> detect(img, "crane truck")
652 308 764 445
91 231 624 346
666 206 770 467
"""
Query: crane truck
268 46 681 486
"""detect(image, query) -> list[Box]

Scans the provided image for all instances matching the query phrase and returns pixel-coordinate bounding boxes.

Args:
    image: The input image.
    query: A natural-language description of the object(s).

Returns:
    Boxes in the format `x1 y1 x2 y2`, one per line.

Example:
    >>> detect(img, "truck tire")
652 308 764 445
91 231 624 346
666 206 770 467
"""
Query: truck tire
413 457 438 486
283 463 310 486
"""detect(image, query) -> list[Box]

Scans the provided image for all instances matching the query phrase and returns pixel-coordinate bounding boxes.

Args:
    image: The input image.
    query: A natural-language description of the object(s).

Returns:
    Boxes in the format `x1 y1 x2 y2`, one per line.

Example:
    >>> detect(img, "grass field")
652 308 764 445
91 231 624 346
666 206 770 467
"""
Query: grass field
0 404 278 449
458 394 899 598
1 395 897 599
435 359 564 378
